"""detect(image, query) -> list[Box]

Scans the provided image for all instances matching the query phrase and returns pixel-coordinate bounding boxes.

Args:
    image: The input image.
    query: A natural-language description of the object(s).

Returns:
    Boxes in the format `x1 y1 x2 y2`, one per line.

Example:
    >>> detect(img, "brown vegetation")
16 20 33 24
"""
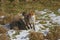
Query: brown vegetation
46 26 60 40
29 31 44 40
0 26 10 40
0 33 10 40
29 26 60 40
0 26 8 33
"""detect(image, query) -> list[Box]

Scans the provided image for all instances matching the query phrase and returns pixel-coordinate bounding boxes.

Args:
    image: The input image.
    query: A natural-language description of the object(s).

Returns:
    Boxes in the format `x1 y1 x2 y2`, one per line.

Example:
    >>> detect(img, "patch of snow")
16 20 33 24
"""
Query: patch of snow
8 30 30 40
35 10 47 15
48 13 60 25
50 16 60 25
58 9 60 13
49 12 56 17
43 21 52 27
43 9 52 12
41 28 49 36
35 24 41 32
8 30 16 38
0 16 5 18
16 30 29 40
35 20 40 24
35 23 45 32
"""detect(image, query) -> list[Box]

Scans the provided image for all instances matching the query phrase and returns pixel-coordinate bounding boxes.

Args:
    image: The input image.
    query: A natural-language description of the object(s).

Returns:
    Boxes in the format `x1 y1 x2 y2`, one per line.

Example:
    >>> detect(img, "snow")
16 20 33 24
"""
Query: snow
49 12 56 17
41 28 49 36
7 21 49 40
35 24 42 32
35 21 49 36
0 16 5 21
8 30 16 38
0 16 5 18
15 30 29 40
58 9 60 13
43 9 52 12
35 10 47 15
6 9 60 40
35 20 50 36
50 16 60 25
35 20 45 32
8 30 30 40
48 12 60 25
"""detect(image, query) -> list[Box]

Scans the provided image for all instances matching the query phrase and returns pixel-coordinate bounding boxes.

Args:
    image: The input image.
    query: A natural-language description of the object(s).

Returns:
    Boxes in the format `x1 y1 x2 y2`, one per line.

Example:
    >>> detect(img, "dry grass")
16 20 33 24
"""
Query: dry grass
46 26 60 40
0 33 10 40
0 13 21 24
0 26 8 34
29 26 60 40
0 13 14 24
0 26 10 40
29 31 44 40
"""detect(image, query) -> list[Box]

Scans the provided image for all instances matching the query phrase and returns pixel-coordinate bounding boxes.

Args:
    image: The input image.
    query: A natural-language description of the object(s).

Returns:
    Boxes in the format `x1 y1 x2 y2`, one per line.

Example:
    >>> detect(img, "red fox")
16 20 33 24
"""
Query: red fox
22 11 35 30
29 11 35 30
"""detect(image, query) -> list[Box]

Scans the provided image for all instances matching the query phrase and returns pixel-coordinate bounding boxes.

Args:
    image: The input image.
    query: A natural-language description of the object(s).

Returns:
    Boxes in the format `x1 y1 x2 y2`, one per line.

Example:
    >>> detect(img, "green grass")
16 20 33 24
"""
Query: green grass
0 0 60 14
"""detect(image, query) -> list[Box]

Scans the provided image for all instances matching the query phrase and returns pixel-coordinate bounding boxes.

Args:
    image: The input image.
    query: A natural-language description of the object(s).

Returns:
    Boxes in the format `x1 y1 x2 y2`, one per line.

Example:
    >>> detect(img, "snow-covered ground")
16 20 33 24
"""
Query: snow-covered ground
7 9 60 40
8 30 30 40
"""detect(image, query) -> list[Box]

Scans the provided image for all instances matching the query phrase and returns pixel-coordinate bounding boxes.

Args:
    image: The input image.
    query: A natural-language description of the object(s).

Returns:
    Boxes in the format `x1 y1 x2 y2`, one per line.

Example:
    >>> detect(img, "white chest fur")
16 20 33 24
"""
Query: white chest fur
29 15 35 24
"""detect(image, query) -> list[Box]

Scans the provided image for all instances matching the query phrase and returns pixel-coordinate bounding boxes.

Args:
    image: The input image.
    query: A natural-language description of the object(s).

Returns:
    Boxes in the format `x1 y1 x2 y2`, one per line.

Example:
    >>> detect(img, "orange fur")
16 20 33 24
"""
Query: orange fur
29 11 35 16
